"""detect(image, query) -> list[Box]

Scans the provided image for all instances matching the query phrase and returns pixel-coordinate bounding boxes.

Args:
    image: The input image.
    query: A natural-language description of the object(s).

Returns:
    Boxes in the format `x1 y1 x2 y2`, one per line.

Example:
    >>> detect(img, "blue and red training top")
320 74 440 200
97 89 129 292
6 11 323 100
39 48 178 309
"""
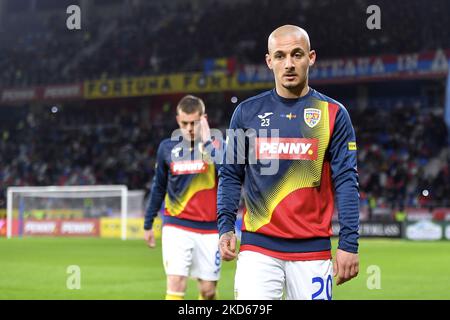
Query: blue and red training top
144 138 220 234
217 88 360 261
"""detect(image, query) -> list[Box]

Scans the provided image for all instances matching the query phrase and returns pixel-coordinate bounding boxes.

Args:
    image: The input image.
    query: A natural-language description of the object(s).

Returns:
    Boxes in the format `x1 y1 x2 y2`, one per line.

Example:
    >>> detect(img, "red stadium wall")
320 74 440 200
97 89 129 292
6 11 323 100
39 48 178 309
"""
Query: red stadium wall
9 219 100 237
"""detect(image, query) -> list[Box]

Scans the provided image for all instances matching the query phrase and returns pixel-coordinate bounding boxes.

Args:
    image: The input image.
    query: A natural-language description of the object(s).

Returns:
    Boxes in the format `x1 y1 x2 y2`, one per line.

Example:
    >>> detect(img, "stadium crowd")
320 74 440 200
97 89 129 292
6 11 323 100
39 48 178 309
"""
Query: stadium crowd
1 0 450 87
0 0 449 219
354 100 449 214
0 96 448 216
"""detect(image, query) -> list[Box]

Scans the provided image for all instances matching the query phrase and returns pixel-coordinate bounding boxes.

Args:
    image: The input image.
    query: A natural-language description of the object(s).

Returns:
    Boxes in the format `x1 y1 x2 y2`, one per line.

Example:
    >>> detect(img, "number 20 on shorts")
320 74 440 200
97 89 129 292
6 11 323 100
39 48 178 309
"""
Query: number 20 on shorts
312 275 332 300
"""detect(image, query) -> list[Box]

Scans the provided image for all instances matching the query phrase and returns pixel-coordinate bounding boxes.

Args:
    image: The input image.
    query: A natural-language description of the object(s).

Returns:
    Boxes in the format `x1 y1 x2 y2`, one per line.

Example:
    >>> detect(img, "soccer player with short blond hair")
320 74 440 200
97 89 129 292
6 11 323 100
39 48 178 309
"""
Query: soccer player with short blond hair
144 95 221 300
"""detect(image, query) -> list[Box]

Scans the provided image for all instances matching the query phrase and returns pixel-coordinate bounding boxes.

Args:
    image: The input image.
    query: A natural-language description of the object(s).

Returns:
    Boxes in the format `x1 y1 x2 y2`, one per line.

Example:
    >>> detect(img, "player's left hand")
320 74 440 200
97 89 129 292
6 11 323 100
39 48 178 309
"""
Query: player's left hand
333 249 359 285
200 114 211 143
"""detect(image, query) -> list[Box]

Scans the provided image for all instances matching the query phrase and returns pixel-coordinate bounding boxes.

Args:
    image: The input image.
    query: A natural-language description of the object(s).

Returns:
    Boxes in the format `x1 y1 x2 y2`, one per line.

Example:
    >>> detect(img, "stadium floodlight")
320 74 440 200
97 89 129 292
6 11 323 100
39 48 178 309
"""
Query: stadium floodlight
6 185 129 240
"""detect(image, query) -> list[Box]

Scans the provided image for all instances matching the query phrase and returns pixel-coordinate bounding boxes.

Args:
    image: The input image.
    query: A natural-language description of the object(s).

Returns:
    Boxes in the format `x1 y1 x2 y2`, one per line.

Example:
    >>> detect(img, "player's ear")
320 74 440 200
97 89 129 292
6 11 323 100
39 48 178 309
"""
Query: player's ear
265 53 273 70
309 50 316 67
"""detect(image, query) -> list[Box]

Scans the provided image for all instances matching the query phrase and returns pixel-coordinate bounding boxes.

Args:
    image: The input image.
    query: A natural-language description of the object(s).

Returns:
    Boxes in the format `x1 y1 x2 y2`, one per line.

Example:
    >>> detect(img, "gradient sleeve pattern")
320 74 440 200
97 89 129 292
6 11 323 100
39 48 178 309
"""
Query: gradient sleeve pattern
328 106 360 253
204 138 224 173
217 105 246 236
144 142 168 230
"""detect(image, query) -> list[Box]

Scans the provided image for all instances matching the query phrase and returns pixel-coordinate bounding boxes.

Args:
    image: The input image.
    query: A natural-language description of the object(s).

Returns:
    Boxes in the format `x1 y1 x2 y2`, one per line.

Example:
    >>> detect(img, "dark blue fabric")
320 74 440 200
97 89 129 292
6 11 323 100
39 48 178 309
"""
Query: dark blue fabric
163 215 218 231
217 88 360 253
144 138 222 230
241 231 331 253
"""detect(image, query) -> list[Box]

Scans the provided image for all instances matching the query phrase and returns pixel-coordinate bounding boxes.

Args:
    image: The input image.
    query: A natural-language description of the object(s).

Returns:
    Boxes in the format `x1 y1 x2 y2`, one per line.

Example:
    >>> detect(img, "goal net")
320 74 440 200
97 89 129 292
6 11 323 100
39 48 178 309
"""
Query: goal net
6 185 136 240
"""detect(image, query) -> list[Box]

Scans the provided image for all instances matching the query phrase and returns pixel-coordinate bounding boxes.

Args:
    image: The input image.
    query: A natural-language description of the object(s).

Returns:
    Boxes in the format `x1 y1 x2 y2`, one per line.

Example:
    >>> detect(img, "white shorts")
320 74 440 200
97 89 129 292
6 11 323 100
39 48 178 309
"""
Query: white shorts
234 251 333 300
161 225 221 281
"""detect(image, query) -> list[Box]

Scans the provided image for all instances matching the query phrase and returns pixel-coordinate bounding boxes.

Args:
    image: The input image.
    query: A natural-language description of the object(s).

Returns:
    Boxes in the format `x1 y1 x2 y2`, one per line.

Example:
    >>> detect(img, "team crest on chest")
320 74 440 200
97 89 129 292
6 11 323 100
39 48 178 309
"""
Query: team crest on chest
304 108 321 128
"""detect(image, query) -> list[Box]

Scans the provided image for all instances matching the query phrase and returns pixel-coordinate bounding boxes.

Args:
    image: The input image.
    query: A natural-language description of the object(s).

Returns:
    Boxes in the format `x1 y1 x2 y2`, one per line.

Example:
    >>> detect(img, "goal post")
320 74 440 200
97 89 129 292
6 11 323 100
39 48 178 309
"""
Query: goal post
6 185 129 240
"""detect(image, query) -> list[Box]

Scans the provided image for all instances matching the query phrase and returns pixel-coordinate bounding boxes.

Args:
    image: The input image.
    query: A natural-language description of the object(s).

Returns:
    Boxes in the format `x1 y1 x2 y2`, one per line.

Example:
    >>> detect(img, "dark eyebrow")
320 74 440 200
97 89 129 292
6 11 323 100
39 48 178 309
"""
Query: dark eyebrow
273 50 285 56
291 48 305 54
273 48 306 56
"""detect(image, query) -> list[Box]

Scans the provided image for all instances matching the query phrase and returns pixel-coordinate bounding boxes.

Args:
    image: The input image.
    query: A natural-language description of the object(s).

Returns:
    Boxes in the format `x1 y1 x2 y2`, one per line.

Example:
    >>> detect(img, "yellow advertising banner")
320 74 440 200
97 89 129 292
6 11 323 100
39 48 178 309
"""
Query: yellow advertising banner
100 217 162 239
84 72 273 99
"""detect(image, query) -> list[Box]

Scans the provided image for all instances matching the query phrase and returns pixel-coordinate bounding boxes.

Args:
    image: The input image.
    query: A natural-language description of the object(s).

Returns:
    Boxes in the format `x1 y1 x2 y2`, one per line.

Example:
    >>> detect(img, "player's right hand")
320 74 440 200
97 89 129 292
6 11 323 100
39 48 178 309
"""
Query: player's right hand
333 249 359 285
219 231 237 261
144 229 156 248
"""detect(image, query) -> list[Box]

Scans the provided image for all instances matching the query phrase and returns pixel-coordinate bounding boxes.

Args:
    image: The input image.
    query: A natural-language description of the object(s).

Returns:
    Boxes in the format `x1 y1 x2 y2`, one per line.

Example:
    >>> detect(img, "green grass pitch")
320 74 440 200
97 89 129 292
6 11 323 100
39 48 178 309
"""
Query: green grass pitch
0 237 449 300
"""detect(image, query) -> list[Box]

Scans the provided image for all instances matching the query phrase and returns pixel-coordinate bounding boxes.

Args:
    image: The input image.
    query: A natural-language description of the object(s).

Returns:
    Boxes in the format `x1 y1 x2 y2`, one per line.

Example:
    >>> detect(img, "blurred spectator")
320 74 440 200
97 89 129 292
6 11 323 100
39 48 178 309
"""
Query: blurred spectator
1 0 449 87
0 96 448 213
0 0 449 218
